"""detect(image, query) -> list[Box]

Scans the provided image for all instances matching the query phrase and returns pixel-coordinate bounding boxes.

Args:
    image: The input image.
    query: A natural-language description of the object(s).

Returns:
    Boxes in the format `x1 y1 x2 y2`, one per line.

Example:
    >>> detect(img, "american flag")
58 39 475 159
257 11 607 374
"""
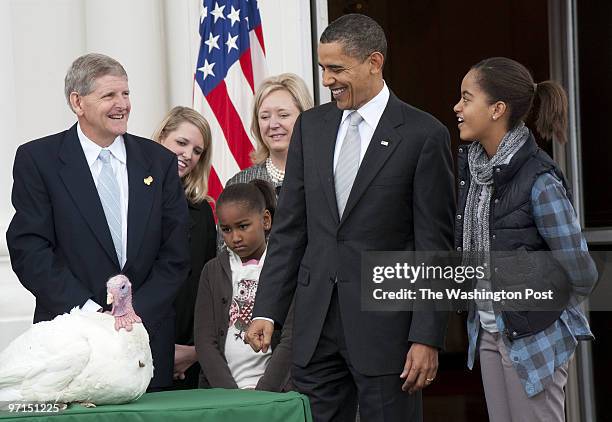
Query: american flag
193 0 267 200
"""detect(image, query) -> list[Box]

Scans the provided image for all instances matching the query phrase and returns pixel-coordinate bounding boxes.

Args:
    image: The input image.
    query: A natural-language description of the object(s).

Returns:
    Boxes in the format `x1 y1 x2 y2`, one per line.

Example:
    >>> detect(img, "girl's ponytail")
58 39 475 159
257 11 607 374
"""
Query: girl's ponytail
472 57 569 144
533 81 569 144
249 179 277 222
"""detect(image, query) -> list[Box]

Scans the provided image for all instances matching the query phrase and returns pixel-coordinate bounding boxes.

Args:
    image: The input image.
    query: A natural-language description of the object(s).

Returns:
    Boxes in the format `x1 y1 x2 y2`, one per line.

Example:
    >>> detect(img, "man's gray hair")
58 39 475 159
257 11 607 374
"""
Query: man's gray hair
320 13 387 60
64 53 127 108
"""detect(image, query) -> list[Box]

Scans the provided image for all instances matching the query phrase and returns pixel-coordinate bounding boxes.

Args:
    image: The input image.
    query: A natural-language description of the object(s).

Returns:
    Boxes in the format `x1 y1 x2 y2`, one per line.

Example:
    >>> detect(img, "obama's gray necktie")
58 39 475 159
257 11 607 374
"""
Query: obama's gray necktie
334 111 363 218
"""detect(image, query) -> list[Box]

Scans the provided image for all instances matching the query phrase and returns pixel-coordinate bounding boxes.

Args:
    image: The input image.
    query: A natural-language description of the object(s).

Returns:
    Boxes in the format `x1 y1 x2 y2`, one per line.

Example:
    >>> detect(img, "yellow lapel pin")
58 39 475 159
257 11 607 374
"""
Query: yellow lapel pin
144 176 153 186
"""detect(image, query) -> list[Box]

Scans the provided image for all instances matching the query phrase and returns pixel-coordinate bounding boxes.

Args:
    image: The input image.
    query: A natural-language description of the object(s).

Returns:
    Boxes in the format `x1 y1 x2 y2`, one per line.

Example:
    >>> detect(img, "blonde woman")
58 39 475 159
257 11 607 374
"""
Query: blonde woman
226 73 314 191
153 106 216 389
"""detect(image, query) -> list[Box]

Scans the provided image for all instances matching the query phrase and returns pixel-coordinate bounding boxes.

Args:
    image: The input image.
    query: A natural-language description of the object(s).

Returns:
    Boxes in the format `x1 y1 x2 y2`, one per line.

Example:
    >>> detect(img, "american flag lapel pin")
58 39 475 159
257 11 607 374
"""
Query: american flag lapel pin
381 140 389 146
143 176 153 186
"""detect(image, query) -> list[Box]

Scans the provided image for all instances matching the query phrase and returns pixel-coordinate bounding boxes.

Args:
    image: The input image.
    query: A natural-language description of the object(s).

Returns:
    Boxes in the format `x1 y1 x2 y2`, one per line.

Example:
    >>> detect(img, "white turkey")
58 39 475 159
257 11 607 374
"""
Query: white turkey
0 274 153 407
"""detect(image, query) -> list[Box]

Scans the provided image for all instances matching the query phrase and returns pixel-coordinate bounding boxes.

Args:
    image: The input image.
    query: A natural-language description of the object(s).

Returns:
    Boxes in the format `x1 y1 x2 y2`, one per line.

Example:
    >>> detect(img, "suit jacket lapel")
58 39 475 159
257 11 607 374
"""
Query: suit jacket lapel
316 106 343 223
124 133 154 271
58 124 120 267
340 93 405 225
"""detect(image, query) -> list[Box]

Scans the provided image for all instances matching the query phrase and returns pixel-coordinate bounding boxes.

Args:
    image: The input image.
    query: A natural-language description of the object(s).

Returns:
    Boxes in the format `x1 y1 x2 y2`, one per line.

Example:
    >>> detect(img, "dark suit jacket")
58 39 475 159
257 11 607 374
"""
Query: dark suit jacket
252 92 455 376
6 123 190 389
172 199 216 389
194 249 293 392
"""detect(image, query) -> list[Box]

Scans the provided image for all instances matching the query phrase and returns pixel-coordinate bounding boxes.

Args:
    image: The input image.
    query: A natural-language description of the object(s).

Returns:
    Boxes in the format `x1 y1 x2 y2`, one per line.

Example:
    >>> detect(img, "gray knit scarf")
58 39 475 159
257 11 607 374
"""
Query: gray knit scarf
463 123 529 318
462 122 530 258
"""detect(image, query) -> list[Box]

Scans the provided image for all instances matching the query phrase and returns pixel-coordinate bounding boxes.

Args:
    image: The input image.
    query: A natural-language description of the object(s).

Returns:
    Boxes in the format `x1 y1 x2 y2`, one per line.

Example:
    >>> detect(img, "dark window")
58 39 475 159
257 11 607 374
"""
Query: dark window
578 2 612 227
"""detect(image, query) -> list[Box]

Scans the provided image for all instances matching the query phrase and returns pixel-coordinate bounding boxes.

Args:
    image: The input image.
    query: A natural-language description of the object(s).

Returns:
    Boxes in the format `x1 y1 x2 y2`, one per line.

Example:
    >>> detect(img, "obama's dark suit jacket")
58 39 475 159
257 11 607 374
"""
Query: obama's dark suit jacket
253 92 455 375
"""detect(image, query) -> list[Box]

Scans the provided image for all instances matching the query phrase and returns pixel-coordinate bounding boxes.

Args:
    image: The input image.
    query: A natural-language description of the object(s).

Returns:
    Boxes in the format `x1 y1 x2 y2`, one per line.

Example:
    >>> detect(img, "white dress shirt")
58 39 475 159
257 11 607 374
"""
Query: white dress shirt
333 81 390 170
77 123 129 311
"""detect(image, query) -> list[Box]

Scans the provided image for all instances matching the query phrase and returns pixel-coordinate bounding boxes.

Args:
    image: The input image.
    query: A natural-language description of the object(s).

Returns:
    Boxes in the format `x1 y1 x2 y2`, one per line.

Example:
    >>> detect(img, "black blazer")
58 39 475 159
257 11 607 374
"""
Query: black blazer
6 124 190 389
253 92 455 376
175 200 217 346
173 199 216 389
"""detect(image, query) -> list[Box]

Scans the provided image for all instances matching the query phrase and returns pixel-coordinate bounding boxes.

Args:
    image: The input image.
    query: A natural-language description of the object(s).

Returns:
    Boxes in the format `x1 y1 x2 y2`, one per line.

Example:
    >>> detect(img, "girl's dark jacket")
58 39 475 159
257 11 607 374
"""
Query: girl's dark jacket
456 135 578 340
194 249 294 391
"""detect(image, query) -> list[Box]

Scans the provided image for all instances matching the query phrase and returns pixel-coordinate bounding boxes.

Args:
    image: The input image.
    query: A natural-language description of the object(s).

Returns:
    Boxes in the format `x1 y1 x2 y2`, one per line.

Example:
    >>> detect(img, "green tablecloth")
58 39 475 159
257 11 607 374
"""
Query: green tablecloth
0 389 312 422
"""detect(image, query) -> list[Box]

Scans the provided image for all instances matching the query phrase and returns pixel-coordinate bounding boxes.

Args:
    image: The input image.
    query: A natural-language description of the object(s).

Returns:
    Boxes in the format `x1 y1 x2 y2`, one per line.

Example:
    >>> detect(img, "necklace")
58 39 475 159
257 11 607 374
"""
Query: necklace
265 157 285 184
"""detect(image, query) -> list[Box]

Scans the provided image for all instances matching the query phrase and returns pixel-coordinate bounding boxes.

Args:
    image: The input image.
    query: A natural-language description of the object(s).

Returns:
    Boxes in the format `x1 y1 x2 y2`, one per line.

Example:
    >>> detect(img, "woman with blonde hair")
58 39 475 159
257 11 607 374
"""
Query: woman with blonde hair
226 73 314 191
153 106 217 389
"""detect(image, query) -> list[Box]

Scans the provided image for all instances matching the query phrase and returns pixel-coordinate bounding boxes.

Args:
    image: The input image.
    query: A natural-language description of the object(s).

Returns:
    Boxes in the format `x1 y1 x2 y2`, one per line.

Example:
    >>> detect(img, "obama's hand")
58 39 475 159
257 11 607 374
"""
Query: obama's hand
246 319 274 352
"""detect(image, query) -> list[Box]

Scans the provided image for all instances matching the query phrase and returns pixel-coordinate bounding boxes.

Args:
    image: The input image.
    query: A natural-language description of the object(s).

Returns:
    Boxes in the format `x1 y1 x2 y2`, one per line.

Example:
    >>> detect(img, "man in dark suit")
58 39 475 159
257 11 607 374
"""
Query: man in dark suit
247 14 454 421
6 53 190 390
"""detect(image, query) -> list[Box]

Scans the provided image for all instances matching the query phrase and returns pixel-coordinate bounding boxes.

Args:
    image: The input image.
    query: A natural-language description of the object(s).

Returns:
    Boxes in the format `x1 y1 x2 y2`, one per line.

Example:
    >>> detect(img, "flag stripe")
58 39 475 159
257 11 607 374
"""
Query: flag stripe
249 29 267 89
207 167 223 208
254 25 266 55
239 49 255 93
193 84 241 184
206 80 253 169
224 60 257 148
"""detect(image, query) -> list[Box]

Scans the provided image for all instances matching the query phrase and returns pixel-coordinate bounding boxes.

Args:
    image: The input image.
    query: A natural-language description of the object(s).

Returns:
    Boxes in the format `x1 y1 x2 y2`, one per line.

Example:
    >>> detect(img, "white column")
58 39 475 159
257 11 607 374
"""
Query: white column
0 0 19 255
163 0 201 108
312 0 331 104
84 0 169 138
0 0 86 351
259 0 314 97
164 0 200 108
0 1 24 347
9 0 84 145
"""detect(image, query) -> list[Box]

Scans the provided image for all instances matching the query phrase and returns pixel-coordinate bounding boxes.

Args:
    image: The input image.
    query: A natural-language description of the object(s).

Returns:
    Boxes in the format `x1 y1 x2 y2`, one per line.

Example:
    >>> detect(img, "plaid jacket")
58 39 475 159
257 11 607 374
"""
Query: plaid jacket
467 172 596 397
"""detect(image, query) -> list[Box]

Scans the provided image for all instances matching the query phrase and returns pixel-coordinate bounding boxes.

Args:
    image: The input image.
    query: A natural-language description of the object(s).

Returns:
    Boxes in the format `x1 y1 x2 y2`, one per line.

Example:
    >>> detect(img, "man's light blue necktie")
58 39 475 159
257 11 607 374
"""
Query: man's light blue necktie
97 149 122 265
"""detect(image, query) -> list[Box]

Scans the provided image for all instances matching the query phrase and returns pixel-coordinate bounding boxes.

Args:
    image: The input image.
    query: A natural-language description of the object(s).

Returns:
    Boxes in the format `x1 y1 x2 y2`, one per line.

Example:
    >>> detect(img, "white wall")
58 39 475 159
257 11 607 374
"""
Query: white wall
0 0 315 351
259 0 314 94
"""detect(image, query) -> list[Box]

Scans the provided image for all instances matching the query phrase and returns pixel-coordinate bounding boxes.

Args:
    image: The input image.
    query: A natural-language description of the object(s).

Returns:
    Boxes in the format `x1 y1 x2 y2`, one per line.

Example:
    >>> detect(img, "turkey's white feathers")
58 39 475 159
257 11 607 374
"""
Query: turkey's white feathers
0 308 153 406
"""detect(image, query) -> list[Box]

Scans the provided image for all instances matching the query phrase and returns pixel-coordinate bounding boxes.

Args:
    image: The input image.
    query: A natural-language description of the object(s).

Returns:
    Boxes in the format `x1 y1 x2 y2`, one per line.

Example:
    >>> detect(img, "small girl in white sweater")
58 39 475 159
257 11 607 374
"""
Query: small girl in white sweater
194 180 292 391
